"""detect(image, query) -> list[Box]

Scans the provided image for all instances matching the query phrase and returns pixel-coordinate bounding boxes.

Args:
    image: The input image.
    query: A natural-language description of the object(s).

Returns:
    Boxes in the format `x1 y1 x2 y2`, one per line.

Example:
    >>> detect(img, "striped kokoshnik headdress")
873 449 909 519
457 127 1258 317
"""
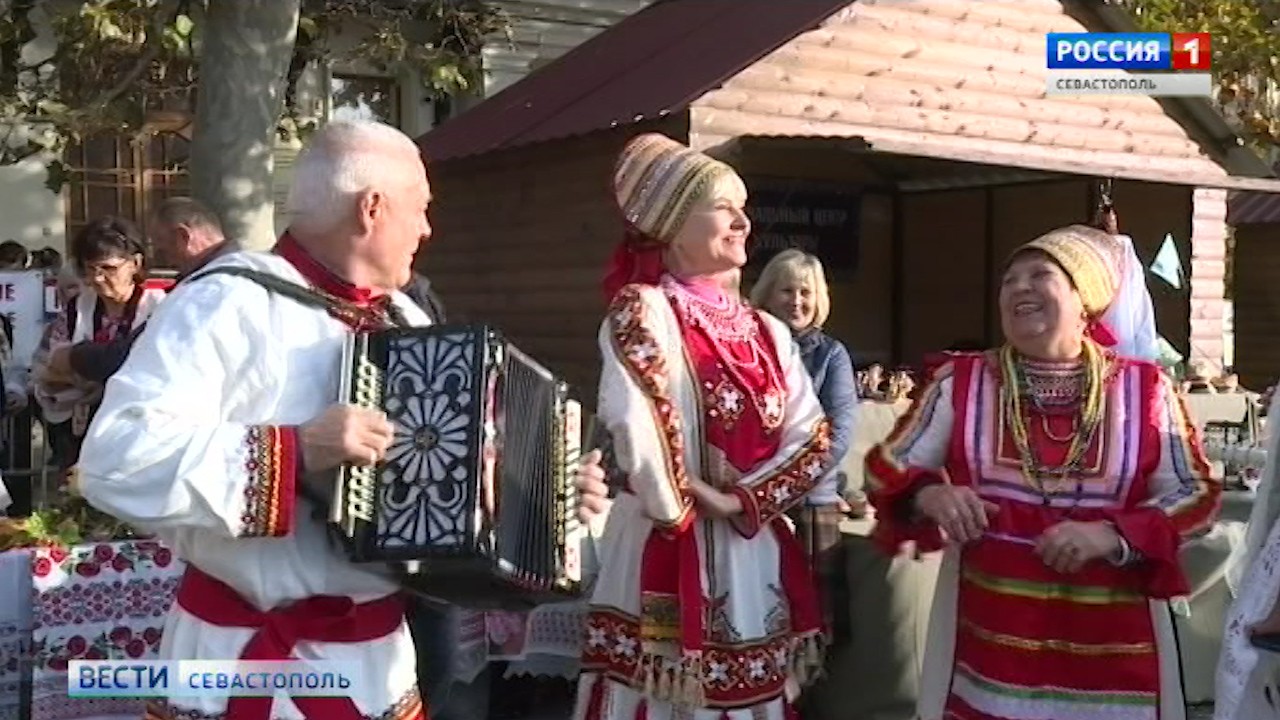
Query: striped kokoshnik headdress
601 133 743 303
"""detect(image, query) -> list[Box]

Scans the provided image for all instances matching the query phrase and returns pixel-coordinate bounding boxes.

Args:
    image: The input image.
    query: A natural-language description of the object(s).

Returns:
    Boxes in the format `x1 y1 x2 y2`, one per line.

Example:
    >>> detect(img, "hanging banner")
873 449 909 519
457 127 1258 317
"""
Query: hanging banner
744 178 861 275
0 270 50 370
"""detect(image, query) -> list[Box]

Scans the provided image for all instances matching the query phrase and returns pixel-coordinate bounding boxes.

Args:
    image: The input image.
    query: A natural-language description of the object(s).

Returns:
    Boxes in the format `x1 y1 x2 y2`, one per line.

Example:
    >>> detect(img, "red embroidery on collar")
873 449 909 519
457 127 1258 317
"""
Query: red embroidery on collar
274 232 383 306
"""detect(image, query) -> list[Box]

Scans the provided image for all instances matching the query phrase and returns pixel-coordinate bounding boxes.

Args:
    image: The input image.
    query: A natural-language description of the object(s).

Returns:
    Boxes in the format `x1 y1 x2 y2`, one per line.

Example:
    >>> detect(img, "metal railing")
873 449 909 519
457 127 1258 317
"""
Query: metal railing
1 406 55 515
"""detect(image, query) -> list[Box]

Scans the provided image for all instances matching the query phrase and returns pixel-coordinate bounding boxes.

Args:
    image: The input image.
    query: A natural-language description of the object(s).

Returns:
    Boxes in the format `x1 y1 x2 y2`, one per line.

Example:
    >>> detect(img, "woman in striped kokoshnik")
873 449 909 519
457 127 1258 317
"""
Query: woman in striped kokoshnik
866 224 1221 720
573 133 832 720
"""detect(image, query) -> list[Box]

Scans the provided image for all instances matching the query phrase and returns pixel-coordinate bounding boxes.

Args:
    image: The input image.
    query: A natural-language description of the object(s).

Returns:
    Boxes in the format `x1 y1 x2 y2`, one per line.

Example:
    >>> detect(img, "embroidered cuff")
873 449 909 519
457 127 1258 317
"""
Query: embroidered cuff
728 485 762 538
903 472 948 525
728 450 827 539
867 467 948 556
240 425 299 538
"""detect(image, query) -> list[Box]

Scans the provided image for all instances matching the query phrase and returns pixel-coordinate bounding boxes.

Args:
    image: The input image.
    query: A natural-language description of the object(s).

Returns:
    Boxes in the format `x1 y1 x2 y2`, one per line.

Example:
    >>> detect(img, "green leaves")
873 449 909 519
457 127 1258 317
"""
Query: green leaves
0 494 134 551
1121 0 1280 153
172 13 193 38
0 0 510 187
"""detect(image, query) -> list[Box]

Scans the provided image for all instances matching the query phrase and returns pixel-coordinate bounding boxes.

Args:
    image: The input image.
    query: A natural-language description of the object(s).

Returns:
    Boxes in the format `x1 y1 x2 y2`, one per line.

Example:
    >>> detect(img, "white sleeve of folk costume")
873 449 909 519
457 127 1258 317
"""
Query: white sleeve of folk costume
1144 371 1221 539
77 276 301 539
864 366 956 487
727 317 832 539
862 360 961 554
595 285 695 532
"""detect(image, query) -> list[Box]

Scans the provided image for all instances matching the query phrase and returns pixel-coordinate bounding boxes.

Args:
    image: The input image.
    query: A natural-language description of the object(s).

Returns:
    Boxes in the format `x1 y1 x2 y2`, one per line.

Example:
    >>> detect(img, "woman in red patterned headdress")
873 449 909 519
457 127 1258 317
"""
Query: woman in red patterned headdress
866 225 1220 720
574 133 832 720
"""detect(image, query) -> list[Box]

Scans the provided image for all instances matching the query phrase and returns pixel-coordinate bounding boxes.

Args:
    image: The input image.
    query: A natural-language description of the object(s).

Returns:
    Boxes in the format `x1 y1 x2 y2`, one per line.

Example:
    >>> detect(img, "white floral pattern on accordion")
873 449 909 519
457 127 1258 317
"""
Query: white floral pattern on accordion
380 330 477 550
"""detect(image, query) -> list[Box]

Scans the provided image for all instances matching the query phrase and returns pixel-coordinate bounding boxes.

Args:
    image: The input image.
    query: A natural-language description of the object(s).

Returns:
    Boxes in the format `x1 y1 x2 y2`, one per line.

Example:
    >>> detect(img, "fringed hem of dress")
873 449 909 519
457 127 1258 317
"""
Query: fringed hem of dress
582 613 826 710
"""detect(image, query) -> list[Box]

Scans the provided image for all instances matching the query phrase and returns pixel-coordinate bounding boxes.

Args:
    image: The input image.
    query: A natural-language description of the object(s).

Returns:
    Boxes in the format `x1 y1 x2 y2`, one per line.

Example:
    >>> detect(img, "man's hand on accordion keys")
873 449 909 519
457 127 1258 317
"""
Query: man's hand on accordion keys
575 448 612 523
299 404 395 472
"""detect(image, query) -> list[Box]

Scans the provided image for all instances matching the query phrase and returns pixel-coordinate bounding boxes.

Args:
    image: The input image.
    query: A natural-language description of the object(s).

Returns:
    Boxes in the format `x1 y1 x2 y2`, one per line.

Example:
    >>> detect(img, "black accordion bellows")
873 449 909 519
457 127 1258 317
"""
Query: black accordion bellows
331 324 585 609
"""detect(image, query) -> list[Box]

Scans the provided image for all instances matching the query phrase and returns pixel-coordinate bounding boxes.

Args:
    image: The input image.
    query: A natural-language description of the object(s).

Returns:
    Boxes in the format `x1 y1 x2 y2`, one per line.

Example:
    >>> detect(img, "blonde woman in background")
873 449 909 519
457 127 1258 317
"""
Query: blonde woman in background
752 249 859 645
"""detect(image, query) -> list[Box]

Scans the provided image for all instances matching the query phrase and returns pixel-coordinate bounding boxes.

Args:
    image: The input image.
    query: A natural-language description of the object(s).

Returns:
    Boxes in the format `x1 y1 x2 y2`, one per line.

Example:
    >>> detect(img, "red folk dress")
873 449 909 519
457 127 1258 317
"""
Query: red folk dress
575 276 831 720
865 350 1219 720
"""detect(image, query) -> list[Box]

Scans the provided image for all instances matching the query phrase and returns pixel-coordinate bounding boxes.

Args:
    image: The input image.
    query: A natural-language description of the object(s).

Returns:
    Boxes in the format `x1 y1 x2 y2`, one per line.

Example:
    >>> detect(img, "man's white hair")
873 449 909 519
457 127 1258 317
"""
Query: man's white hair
285 120 422 234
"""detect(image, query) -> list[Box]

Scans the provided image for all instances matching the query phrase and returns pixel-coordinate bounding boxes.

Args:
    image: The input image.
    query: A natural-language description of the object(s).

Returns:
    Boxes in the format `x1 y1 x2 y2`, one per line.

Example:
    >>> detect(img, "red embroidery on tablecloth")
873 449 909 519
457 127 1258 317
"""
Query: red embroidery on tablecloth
35 576 178 628
28 540 185 720
33 621 167 671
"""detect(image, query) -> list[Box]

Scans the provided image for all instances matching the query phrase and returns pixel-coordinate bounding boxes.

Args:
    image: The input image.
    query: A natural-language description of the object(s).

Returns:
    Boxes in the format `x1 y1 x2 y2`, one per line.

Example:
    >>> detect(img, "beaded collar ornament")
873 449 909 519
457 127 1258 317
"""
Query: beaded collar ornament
663 276 786 431
999 340 1109 503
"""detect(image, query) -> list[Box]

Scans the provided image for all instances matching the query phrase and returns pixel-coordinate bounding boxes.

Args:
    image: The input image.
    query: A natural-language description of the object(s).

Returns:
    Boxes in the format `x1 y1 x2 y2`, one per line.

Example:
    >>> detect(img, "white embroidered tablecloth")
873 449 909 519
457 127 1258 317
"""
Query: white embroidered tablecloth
29 540 184 720
455 602 586 682
0 548 33 720
454 610 488 683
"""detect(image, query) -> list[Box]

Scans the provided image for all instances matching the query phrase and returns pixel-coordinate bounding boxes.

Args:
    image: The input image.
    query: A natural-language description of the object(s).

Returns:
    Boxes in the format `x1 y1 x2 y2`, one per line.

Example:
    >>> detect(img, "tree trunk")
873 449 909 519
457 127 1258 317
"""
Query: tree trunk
190 0 301 251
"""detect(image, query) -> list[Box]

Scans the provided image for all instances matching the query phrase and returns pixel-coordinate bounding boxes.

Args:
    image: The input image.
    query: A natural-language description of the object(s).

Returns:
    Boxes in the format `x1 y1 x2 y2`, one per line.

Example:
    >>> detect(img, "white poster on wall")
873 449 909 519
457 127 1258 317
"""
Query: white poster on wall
0 270 51 370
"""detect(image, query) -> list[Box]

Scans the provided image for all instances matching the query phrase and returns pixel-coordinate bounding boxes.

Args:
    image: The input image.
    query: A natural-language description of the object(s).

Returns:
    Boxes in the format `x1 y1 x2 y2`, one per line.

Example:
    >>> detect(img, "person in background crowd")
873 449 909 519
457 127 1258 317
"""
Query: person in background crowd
74 120 611 720
0 276 24 516
30 247 62 271
0 301 23 413
32 216 166 472
41 197 234 386
0 240 28 270
1217 381 1280 720
867 224 1219 720
148 197 236 280
0 241 22 408
575 133 831 720
52 262 81 305
15 260 83 502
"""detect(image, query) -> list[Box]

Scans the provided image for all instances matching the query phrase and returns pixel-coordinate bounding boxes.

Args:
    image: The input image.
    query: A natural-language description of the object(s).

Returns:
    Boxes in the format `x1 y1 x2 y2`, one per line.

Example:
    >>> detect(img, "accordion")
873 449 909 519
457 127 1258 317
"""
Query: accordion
330 324 586 609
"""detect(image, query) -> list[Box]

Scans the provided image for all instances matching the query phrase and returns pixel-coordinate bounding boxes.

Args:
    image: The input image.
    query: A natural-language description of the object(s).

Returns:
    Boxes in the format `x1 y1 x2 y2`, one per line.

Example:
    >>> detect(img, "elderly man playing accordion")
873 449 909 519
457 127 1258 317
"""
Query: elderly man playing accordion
75 120 610 720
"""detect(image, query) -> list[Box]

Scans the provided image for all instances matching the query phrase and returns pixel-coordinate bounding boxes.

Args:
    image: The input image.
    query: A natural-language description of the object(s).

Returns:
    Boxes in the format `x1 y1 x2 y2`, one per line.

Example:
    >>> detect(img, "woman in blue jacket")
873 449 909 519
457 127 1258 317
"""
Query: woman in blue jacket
751 249 858 641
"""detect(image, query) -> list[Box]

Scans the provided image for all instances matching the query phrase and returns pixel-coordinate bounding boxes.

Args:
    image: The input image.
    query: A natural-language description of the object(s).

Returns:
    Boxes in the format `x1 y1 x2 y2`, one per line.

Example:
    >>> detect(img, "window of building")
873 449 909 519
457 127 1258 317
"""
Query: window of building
329 73 401 126
63 131 191 269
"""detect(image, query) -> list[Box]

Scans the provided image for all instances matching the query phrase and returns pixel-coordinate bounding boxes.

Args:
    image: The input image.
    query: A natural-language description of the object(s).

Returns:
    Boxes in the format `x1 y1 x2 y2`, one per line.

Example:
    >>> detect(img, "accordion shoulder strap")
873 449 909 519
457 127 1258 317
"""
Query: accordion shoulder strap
186 266 352 315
